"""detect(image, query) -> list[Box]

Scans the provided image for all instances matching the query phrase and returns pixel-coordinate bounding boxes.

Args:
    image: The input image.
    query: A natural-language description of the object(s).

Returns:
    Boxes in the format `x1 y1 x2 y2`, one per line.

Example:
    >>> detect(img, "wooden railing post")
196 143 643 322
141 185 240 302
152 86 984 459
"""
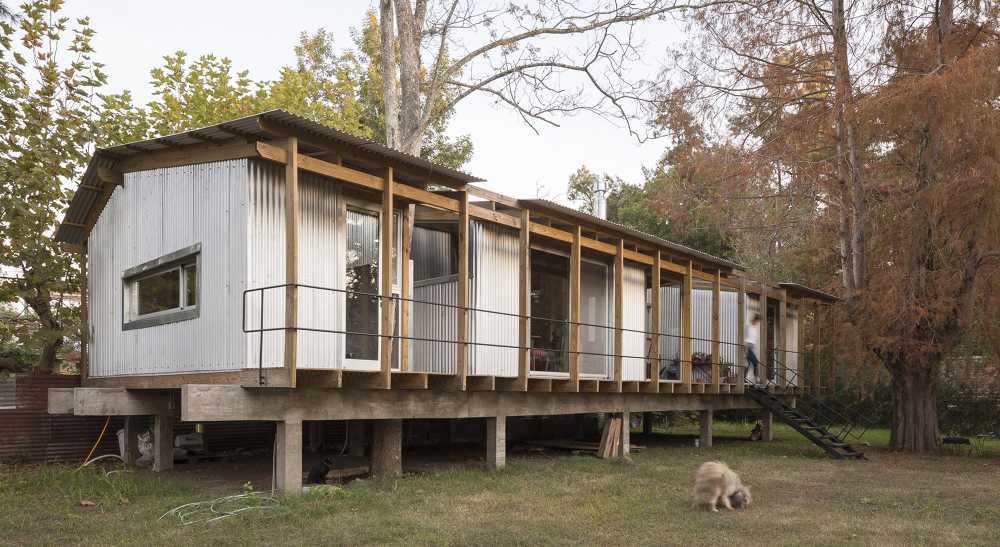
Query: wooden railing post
517 209 530 391
759 283 769 386
455 190 469 390
711 270 721 393
736 279 746 394
813 301 822 394
284 136 299 388
778 290 787 389
378 166 394 389
567 226 582 391
400 205 413 371
680 260 693 392
613 240 625 392
643 251 661 393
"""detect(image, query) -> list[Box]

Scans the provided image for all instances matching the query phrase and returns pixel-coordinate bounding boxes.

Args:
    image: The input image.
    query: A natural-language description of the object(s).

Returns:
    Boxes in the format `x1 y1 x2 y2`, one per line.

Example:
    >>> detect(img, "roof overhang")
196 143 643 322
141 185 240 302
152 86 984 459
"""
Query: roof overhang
518 199 744 272
778 283 840 304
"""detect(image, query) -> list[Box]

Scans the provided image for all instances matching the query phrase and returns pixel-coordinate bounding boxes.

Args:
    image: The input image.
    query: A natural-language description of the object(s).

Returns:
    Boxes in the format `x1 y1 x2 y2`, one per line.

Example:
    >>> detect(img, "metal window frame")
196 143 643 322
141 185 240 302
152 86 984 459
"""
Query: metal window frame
121 243 201 331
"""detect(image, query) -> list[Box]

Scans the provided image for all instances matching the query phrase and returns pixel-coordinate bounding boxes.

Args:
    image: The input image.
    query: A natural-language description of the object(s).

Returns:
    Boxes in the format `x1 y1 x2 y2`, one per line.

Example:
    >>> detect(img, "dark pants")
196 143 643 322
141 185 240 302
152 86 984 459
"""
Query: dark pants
745 347 760 383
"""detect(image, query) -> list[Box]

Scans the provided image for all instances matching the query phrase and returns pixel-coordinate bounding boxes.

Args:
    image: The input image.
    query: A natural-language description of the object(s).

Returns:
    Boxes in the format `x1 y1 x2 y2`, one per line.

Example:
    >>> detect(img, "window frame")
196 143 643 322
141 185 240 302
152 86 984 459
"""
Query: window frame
121 243 201 331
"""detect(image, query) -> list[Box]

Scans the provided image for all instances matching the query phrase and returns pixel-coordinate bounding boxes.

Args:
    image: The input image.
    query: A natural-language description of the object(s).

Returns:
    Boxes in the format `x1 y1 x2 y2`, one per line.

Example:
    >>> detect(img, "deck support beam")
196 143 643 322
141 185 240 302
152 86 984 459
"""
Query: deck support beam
284 136 299 388
378 167 395 389
699 409 714 448
275 419 303 495
371 419 403 478
486 416 506 469
680 261 694 393
642 252 661 393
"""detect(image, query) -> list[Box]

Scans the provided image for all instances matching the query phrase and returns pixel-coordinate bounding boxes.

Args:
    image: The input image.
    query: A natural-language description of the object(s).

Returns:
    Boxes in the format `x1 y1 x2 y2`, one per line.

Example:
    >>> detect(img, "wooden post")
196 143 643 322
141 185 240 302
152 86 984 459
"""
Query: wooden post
778 290 787 388
618 410 631 458
699 409 714 448
645 252 661 392
680 260 693 392
736 278 746 394
379 167 395 389
565 225 581 391
371 419 402 478
486 416 506 469
152 414 174 472
711 271 721 393
400 206 412 371
275 419 303 495
455 191 469 390
517 209 530 391
123 415 141 467
79 250 89 381
759 284 769 386
613 239 625 391
812 302 822 394
284 136 299 388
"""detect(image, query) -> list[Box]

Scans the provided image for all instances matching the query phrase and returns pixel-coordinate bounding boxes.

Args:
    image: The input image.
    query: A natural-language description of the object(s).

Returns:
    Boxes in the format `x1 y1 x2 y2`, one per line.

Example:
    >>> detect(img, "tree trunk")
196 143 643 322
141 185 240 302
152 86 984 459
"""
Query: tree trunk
25 285 62 376
889 363 939 452
394 0 425 156
379 0 401 150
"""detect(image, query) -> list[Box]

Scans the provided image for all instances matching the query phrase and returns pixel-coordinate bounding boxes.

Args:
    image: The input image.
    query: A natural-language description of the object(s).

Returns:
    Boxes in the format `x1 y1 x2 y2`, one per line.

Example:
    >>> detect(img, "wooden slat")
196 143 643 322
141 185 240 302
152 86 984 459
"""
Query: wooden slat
613 240 624 391
529 222 573 243
736 279 746 394
379 168 395 390
400 206 413 371
469 204 520 229
517 209 531 391
559 226 582 393
711 270 722 394
642 251 661 393
622 248 653 266
680 260 693 393
284 137 299 388
394 182 459 211
455 191 469 391
466 184 520 208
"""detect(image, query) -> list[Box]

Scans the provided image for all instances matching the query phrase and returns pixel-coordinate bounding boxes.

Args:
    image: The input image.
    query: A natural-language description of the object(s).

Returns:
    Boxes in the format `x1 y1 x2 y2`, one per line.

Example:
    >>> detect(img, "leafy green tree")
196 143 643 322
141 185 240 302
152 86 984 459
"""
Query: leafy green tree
0 1 104 374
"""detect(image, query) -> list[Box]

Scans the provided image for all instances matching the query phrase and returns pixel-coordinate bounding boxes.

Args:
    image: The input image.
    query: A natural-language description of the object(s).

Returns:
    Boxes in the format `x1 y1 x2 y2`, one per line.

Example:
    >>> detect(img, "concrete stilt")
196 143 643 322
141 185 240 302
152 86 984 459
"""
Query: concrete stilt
486 416 506 469
123 416 141 467
371 419 402 479
761 410 774 442
152 414 174 472
275 419 303 495
348 420 367 457
699 409 714 448
619 412 631 458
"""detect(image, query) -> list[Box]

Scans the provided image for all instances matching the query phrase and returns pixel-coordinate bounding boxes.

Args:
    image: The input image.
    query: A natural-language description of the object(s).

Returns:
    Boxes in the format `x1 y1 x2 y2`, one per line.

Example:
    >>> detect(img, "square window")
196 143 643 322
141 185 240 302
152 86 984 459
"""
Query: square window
122 244 200 330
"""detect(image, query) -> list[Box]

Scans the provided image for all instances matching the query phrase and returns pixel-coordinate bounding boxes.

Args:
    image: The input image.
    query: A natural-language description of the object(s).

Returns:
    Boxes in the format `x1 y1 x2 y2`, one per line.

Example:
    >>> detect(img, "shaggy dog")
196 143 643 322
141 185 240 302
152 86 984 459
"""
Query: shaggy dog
691 461 752 512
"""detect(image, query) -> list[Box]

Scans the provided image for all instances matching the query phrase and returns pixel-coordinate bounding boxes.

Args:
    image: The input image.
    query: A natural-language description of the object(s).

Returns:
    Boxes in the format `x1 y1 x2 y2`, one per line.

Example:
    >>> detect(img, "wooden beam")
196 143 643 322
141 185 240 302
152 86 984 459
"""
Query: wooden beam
400 206 413 371
83 371 241 388
456 191 470 390
79 249 89 382
777 290 787 388
760 284 769 385
557 226 582 393
680 260 693 393
711 270 722 394
284 137 299 388
812 301 821 394
642 251 661 393
613 239 625 392
379 167 395 390
509 209 531 391
117 140 258 173
466 184 520 209
736 279 746 394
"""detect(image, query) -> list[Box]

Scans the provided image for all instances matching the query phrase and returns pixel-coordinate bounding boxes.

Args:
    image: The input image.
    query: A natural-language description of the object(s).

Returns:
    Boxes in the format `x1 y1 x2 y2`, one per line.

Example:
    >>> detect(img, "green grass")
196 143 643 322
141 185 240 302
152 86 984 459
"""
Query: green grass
2 424 999 546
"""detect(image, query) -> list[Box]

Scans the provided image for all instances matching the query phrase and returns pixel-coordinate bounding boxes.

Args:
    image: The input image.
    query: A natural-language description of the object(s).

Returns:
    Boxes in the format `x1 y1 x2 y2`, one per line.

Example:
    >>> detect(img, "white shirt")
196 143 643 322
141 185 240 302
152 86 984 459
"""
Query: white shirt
745 322 760 348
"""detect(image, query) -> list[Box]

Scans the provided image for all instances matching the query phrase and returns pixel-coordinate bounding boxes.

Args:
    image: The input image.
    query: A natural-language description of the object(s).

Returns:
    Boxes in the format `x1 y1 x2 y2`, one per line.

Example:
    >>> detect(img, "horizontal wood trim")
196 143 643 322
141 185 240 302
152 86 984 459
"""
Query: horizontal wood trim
470 205 520 228
394 183 459 211
83 372 241 388
530 222 573 243
117 141 259 173
466 184 520 208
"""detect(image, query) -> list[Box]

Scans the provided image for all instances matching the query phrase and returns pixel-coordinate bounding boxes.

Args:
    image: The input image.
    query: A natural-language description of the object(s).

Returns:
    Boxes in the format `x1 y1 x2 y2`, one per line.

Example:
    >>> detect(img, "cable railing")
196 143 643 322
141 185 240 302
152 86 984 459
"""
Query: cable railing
242 282 759 388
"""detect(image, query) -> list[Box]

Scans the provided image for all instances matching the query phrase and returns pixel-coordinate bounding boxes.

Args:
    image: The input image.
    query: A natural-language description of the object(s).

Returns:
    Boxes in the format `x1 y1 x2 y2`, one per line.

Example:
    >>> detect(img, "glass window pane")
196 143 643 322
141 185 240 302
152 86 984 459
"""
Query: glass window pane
346 209 379 361
529 250 569 373
184 264 197 307
137 269 180 315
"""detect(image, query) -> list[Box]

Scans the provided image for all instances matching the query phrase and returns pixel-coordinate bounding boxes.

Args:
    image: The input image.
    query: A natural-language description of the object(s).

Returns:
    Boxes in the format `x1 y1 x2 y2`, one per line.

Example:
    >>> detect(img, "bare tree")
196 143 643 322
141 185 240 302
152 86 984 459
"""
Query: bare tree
375 0 684 155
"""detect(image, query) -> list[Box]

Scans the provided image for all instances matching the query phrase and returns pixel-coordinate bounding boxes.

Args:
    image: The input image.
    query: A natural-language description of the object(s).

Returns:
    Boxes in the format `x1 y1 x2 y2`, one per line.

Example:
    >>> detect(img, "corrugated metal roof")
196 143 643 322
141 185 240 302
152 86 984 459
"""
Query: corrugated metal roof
55 109 483 245
518 198 745 271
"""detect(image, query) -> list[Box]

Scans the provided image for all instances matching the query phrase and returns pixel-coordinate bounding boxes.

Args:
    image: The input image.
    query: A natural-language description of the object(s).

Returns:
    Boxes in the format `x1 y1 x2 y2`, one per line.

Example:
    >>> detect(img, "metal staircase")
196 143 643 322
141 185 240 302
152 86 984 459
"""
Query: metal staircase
747 385 866 460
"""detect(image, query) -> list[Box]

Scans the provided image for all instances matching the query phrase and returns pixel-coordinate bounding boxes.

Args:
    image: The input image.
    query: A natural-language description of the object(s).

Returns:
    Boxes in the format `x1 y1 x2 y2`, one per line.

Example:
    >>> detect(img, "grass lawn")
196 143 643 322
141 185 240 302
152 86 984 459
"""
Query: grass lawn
2 423 999 546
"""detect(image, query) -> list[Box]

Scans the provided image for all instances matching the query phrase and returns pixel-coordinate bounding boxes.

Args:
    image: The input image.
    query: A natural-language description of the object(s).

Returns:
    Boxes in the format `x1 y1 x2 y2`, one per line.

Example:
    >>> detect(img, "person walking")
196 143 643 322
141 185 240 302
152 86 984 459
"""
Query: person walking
745 314 762 386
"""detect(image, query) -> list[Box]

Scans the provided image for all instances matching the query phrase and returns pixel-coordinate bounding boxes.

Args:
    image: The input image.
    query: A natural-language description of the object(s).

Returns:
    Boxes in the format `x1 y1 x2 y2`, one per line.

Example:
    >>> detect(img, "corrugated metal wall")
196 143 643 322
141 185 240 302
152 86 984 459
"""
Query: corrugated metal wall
469 221 519 377
660 284 682 379
89 160 249 376
659 285 739 380
785 304 799 385
411 276 458 374
622 262 646 381
244 160 346 370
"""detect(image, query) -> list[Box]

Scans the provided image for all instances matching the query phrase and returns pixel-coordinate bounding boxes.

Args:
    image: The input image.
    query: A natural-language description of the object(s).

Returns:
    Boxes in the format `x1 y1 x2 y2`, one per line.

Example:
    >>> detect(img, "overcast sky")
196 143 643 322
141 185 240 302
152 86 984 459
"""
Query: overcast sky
61 1 680 202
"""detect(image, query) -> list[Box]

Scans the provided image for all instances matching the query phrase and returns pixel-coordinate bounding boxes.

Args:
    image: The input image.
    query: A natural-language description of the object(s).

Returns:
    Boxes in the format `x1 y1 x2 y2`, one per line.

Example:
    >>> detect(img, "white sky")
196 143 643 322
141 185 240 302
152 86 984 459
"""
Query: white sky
61 1 680 202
